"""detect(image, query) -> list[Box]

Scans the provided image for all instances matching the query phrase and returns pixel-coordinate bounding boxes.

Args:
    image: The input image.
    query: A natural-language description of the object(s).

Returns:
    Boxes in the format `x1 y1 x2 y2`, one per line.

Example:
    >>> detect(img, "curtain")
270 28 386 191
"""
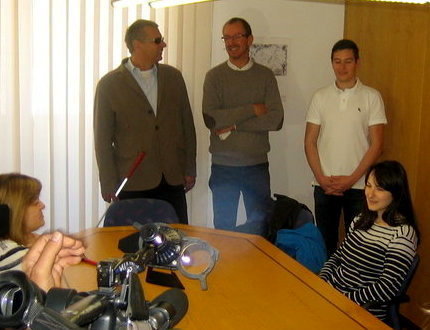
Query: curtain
0 0 213 234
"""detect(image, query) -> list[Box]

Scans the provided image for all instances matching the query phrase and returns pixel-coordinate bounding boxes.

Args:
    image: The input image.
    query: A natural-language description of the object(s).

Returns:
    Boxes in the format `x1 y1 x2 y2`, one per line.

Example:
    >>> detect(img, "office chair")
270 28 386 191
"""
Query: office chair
362 254 420 329
260 194 327 273
386 254 420 330
235 194 318 240
275 213 327 274
293 207 316 229
103 198 179 227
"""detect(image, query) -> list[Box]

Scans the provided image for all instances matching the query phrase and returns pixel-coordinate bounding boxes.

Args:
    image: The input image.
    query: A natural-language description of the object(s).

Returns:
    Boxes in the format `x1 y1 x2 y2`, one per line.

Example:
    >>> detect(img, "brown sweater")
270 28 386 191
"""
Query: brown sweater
202 61 284 166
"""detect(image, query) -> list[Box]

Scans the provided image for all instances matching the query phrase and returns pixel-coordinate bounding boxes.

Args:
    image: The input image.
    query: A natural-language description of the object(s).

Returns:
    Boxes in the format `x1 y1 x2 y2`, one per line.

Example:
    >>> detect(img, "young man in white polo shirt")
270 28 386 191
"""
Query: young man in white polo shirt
304 39 387 255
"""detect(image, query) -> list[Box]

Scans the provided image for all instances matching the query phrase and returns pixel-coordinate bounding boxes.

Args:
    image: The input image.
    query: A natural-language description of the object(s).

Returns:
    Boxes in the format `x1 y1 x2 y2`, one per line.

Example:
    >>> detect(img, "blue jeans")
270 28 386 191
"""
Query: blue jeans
314 186 364 256
209 163 271 231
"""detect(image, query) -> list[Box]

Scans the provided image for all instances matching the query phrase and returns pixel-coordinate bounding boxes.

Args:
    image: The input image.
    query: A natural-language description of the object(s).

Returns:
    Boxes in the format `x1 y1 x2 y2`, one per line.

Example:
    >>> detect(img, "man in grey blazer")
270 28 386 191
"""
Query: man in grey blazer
94 19 196 223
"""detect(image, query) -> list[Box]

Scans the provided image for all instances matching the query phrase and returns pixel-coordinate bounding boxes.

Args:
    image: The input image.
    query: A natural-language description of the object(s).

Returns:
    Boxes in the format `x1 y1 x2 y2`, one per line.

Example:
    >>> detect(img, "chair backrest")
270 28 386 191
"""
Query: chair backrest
388 254 420 329
103 198 179 227
397 254 420 297
266 194 314 242
294 208 316 229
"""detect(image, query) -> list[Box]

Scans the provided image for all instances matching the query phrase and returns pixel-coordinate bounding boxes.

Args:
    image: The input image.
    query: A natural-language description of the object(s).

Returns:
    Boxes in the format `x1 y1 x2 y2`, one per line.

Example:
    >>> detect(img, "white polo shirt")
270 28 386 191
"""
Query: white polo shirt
306 79 387 189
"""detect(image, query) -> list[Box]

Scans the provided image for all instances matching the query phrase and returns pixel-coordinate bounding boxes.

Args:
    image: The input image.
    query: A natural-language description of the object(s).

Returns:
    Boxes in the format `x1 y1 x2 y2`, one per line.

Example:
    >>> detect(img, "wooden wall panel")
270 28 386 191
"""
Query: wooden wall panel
413 13 430 325
345 2 428 191
344 1 430 326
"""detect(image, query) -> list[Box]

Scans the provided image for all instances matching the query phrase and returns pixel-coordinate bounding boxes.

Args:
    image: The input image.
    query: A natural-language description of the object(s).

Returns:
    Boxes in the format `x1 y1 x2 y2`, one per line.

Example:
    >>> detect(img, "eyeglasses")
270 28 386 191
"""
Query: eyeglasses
221 34 247 42
140 36 165 45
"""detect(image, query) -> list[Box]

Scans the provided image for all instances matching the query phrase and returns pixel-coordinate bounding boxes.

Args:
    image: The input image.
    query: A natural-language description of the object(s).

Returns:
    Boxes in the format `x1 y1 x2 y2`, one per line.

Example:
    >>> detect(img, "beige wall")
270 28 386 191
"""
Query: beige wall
344 2 430 326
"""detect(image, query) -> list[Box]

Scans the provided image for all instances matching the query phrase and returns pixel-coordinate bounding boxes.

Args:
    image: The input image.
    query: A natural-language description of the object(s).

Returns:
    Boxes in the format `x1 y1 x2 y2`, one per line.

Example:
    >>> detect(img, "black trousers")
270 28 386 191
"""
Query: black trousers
118 176 188 224
314 185 364 256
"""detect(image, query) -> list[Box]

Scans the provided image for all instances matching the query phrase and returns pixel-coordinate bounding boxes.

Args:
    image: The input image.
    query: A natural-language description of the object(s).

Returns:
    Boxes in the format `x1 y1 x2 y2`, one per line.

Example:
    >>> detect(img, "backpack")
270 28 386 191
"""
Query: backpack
266 194 312 243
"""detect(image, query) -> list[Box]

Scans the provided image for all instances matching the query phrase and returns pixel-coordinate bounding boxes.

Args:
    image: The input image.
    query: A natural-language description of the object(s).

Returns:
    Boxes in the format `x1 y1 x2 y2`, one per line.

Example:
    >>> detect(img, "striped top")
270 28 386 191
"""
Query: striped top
0 239 27 272
319 216 417 320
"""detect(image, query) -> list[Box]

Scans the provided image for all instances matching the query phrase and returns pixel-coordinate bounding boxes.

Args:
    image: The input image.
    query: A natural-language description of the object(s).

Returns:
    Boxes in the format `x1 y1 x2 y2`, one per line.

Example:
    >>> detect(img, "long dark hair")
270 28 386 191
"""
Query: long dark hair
354 161 420 240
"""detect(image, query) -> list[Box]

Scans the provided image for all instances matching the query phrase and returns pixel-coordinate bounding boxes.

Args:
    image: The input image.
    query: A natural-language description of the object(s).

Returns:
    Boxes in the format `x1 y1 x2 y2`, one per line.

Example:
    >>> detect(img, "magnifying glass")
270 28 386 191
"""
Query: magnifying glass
178 238 219 291
136 223 219 290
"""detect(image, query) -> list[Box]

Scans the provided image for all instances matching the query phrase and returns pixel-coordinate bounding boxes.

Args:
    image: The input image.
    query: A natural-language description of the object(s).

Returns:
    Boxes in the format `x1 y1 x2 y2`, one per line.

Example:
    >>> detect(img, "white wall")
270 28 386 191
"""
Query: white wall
199 0 344 225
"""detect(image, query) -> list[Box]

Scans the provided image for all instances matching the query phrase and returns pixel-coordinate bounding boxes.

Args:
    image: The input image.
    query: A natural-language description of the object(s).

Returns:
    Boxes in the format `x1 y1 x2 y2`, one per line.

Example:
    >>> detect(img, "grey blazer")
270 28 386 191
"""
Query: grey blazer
94 59 196 198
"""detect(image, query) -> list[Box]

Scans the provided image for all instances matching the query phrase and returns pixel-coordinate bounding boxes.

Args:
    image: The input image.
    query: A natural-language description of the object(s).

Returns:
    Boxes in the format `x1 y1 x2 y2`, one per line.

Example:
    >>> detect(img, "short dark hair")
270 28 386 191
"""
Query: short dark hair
223 17 252 37
331 39 359 61
125 19 158 53
355 160 420 242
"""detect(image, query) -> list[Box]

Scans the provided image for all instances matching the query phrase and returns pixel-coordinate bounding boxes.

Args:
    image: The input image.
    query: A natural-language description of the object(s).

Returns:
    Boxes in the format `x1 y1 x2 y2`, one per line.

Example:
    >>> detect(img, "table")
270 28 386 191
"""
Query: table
65 225 389 329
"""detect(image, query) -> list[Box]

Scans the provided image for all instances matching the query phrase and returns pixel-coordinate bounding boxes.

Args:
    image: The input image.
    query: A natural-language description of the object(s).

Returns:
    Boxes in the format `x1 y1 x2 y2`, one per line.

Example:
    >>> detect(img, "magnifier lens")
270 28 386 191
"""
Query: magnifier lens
180 246 212 275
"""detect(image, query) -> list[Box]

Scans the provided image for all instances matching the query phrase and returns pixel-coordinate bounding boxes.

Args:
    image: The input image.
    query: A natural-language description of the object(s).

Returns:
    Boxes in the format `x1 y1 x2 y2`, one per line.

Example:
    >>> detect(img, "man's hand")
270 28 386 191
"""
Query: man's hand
330 175 354 193
184 176 196 192
102 192 118 203
22 232 85 292
317 175 343 196
253 104 268 116
214 125 235 136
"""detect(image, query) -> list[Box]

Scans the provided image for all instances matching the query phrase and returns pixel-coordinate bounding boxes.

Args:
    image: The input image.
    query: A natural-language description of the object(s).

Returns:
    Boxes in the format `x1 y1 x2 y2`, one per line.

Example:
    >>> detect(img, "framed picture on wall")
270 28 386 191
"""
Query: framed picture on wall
250 37 288 76
251 37 289 102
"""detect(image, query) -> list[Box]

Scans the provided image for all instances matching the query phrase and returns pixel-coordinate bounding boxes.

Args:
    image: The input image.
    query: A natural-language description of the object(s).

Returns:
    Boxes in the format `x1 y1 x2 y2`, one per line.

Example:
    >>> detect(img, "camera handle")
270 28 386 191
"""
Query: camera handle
126 271 149 321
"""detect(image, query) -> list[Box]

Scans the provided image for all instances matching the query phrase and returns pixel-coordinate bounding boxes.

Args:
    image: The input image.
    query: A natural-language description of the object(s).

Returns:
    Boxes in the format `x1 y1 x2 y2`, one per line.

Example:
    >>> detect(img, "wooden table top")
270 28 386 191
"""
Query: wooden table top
64 225 389 329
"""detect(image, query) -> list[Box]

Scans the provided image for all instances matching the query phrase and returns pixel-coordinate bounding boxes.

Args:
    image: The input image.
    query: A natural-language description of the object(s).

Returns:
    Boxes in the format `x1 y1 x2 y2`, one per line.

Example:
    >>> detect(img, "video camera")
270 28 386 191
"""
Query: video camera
0 223 219 329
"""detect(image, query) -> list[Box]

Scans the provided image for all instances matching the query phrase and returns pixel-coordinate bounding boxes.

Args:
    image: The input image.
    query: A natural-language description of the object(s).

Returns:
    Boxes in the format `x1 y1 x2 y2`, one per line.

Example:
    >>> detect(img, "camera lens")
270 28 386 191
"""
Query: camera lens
0 285 23 316
139 224 183 267
140 223 162 245
0 271 45 328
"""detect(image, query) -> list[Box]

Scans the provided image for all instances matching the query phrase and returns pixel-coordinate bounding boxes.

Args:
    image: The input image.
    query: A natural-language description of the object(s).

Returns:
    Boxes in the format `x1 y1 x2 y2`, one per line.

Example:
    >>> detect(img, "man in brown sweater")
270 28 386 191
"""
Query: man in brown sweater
203 17 284 231
94 19 196 223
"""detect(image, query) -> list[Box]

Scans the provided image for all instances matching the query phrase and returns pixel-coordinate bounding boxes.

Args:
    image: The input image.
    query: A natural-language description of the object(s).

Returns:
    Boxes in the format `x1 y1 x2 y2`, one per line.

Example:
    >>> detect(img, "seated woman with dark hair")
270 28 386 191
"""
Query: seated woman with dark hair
0 173 85 276
319 160 419 321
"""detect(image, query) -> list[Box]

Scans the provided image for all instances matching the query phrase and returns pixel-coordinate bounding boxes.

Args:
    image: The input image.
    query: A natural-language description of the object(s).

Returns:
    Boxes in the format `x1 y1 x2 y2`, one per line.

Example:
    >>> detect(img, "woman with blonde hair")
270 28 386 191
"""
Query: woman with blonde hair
0 173 45 246
0 173 46 272
0 173 85 292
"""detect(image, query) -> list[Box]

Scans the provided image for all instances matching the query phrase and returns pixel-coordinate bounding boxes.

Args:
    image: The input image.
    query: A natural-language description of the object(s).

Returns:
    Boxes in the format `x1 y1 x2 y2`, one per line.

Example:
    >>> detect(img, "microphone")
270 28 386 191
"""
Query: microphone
0 204 10 237
147 288 189 329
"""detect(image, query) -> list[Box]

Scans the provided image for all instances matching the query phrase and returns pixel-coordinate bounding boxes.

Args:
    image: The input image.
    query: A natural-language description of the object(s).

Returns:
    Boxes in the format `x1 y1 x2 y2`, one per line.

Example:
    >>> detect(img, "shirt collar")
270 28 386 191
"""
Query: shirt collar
227 58 254 71
333 78 361 93
125 58 157 75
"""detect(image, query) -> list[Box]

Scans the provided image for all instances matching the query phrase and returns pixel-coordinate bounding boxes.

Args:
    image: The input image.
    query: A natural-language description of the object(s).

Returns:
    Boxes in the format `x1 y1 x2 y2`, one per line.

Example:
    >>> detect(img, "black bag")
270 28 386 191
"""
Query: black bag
266 194 312 243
